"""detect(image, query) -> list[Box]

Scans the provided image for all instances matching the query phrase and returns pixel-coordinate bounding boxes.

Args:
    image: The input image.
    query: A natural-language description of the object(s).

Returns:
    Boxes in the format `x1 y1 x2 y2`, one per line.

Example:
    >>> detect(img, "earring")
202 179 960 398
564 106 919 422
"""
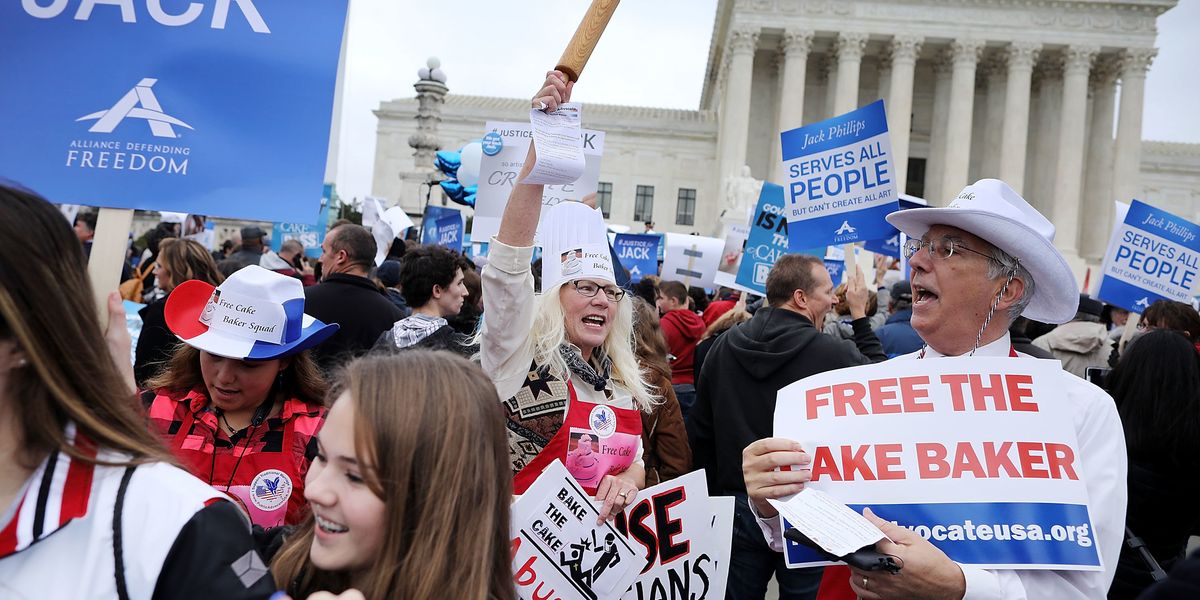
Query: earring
15 358 28 368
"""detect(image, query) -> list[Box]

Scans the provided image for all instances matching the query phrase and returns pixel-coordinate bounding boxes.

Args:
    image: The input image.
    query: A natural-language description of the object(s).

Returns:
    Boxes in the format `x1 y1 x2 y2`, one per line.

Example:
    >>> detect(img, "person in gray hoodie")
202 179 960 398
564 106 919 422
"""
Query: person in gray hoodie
687 253 884 599
1032 294 1111 378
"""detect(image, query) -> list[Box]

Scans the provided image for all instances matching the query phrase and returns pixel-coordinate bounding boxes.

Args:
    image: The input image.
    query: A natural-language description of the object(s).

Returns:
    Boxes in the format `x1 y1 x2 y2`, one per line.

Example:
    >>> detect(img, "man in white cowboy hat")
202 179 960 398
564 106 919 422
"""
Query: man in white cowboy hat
743 179 1127 599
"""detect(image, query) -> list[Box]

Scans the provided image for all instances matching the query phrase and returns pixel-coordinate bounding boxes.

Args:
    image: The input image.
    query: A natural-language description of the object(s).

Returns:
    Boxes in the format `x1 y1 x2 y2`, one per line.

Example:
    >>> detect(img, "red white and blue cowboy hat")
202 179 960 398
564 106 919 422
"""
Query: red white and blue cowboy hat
165 265 338 361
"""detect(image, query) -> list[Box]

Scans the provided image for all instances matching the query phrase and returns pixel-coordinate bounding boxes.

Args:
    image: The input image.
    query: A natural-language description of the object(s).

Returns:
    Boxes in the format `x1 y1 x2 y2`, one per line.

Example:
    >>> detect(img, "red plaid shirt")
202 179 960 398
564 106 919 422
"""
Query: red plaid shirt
147 387 325 526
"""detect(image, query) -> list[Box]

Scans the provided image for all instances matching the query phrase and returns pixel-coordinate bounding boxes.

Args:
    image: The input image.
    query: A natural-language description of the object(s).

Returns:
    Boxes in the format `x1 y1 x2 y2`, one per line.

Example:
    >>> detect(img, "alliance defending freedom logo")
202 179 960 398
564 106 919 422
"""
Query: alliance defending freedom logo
77 78 193 138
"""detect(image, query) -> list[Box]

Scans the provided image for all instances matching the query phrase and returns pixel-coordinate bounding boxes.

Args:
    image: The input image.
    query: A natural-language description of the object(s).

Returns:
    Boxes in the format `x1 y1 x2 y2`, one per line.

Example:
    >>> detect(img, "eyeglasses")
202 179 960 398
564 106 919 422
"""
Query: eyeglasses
571 280 626 302
902 237 995 262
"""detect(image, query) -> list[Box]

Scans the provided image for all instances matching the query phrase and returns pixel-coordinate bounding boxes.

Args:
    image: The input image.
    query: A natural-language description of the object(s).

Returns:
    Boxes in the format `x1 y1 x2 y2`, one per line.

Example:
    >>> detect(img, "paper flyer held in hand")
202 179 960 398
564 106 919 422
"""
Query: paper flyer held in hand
522 103 587 185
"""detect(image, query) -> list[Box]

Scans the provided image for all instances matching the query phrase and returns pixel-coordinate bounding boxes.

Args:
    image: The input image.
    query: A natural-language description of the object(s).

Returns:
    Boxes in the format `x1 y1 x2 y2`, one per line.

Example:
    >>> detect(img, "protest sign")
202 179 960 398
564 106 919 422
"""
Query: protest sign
774 358 1101 571
511 460 641 600
435 214 464 253
421 206 462 245
613 471 733 600
712 223 752 293
661 234 724 291
1 1 348 223
472 121 605 243
613 234 661 283
735 183 789 294
1097 199 1200 313
272 185 334 259
824 246 847 285
862 197 927 258
781 100 899 248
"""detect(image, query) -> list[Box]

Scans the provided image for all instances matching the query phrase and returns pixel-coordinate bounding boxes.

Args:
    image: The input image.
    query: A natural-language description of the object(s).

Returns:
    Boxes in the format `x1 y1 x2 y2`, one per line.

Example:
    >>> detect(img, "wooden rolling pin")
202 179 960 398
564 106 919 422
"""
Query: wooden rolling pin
555 0 621 82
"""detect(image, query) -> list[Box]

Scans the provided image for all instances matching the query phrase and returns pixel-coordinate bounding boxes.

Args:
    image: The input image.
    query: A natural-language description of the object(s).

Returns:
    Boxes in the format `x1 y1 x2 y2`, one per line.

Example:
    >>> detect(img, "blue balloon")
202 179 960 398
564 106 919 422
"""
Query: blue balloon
453 192 475 208
439 180 464 200
435 150 461 177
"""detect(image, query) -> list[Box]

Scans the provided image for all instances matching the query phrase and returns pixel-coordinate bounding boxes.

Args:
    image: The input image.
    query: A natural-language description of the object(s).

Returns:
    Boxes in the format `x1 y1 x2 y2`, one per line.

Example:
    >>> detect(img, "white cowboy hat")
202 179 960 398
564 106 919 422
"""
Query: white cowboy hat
886 179 1078 324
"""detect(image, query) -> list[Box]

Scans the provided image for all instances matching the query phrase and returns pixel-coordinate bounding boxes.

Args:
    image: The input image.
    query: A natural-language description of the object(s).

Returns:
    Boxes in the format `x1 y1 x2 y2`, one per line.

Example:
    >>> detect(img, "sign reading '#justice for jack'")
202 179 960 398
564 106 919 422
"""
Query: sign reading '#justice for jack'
0 1 348 223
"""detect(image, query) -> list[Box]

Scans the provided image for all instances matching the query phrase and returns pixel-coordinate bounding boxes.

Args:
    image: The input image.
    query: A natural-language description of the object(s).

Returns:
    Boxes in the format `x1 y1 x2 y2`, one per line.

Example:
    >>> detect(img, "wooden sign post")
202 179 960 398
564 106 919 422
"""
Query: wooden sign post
88 207 134 317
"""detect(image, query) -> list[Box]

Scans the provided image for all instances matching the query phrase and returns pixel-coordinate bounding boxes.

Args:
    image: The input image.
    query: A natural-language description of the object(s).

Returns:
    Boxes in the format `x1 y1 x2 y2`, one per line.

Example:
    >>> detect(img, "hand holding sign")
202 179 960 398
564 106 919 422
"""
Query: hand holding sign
742 438 812 519
846 508 966 600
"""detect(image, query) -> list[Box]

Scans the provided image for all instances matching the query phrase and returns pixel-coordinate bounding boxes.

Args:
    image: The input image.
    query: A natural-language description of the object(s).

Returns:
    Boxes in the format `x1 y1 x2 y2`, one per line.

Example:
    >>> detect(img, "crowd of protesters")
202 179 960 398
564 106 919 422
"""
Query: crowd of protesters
3 71 1198 600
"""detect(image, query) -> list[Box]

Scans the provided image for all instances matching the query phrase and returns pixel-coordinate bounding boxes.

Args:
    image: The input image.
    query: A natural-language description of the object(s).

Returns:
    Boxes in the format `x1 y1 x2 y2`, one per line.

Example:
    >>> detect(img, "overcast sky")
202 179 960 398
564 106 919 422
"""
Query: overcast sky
332 0 1200 204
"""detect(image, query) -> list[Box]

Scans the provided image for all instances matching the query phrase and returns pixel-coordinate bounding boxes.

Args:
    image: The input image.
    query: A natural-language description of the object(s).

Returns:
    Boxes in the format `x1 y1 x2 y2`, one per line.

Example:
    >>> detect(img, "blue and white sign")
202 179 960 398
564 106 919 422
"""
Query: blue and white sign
272 185 334 258
434 214 463 253
823 246 846 285
613 234 661 283
481 131 504 156
421 206 462 245
735 183 789 295
863 198 927 258
781 100 899 248
1098 199 1200 313
0 1 349 223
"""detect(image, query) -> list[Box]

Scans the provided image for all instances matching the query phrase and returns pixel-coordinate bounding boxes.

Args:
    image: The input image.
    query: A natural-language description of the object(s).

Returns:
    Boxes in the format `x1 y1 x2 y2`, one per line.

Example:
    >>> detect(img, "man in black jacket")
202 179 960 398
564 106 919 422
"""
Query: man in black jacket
688 253 884 600
305 224 403 372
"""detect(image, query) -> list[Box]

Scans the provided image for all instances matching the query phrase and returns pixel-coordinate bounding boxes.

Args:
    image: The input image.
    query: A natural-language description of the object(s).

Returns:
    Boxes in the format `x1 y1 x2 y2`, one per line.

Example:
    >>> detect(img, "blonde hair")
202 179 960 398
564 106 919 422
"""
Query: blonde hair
270 351 514 600
157 237 223 293
527 282 657 412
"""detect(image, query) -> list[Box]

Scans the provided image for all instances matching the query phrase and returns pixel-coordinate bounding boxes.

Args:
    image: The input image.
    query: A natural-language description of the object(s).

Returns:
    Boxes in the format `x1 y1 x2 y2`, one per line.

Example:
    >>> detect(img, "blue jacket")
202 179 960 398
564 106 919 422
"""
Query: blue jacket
876 308 924 358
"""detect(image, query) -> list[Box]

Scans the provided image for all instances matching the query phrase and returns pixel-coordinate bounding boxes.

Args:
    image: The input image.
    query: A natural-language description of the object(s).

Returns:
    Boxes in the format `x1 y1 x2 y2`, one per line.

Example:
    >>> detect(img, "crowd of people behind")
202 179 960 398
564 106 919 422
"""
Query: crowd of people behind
4 75 1200 600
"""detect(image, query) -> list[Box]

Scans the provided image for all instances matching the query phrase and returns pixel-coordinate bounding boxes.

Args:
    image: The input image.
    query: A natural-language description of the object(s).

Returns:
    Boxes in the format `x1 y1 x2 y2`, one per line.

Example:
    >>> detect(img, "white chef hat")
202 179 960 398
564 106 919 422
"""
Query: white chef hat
540 202 615 291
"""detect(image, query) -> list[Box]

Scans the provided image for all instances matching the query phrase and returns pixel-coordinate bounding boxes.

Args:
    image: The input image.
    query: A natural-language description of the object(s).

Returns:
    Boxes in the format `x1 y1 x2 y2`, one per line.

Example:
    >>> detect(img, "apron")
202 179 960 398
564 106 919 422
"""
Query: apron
816 345 1020 600
171 408 304 528
513 381 642 496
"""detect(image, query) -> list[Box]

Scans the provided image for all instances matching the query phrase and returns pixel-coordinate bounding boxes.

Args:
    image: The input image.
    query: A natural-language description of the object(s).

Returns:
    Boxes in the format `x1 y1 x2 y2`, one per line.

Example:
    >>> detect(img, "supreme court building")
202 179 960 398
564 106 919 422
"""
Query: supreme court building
371 0 1200 276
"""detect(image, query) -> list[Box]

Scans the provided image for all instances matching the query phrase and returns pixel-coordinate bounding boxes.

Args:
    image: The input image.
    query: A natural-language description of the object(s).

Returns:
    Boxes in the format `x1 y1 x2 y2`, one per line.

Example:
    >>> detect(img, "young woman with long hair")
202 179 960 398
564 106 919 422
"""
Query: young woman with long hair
145 265 336 527
0 184 274 597
480 71 655 522
629 297 691 487
270 351 515 600
135 237 224 386
1106 330 1200 599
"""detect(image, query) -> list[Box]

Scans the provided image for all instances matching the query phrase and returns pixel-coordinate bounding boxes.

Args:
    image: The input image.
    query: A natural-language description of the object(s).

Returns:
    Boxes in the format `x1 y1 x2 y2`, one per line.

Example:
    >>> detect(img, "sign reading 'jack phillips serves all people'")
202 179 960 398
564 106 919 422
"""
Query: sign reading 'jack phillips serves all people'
781 100 899 249
1097 199 1200 313
1 1 348 223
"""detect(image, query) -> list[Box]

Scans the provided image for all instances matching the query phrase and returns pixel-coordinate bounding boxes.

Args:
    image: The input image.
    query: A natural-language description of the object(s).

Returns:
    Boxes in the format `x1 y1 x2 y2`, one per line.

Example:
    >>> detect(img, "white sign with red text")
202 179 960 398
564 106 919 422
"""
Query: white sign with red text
773 357 1102 571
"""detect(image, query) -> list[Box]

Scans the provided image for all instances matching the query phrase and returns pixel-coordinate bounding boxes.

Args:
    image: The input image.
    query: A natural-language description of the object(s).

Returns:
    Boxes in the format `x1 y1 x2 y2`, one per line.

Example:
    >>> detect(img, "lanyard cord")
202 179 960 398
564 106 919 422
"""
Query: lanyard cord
207 392 276 491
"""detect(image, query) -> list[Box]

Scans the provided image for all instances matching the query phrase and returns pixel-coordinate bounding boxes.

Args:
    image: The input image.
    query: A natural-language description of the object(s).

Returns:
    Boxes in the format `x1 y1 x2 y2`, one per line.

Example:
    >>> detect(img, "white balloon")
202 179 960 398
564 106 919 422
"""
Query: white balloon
457 141 483 188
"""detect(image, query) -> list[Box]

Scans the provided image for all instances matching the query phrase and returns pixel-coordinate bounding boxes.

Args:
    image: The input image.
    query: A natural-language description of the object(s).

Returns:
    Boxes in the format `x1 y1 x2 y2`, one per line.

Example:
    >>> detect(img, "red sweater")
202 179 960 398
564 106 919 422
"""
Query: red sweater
660 309 707 385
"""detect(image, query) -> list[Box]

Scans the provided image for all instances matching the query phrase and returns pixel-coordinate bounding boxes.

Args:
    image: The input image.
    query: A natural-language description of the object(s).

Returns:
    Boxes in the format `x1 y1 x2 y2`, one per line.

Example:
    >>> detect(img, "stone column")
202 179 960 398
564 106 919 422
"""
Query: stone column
980 53 1007 178
822 53 839 118
887 35 923 194
772 29 814 183
1111 47 1157 208
998 41 1040 193
717 26 759 183
406 58 448 212
877 50 893 110
925 50 953 204
1051 45 1099 262
940 39 985 203
834 32 869 115
1031 55 1064 213
1081 57 1120 262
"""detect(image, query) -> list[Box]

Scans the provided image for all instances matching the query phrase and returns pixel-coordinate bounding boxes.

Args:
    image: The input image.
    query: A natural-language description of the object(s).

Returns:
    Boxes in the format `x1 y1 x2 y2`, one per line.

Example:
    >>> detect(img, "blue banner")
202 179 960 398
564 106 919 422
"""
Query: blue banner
421 206 462 245
781 100 899 248
863 198 926 258
1098 199 1200 312
434 214 463 253
613 234 661 283
785 502 1101 569
0 1 348 223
